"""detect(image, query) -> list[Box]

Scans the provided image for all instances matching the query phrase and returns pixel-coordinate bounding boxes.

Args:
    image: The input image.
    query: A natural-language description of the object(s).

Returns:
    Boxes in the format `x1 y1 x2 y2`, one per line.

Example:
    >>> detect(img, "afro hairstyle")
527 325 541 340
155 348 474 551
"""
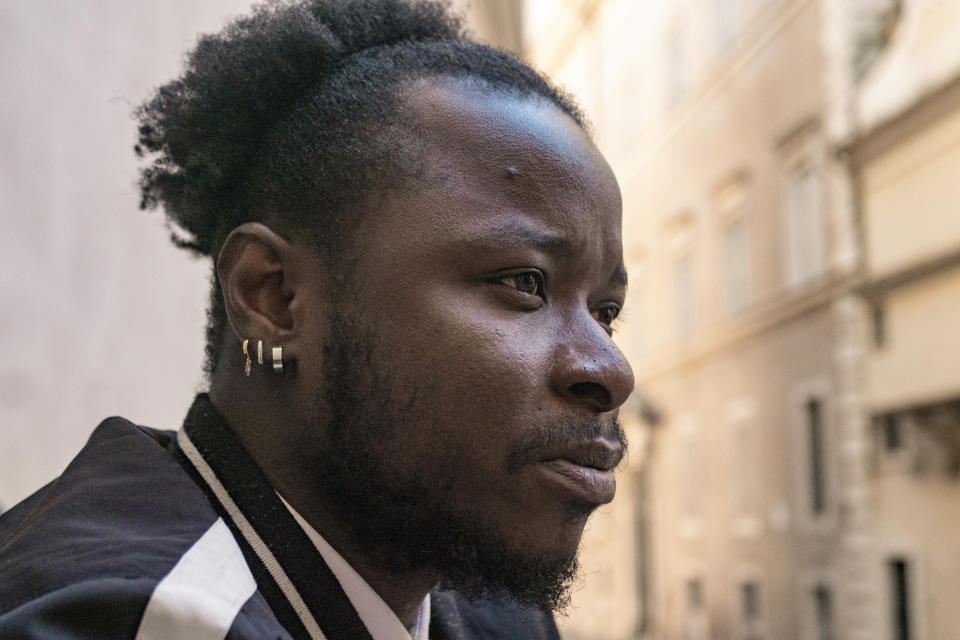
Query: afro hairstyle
135 0 586 374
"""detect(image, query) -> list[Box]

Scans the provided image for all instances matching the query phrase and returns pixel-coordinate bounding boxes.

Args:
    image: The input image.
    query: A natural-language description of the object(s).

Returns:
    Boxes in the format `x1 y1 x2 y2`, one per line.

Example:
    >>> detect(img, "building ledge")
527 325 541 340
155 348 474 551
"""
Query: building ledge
857 246 960 300
637 272 854 381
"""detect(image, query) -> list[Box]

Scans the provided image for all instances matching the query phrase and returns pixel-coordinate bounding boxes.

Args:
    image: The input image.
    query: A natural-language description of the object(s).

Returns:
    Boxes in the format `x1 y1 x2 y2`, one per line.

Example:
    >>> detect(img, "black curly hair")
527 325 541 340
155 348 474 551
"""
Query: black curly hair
135 0 586 375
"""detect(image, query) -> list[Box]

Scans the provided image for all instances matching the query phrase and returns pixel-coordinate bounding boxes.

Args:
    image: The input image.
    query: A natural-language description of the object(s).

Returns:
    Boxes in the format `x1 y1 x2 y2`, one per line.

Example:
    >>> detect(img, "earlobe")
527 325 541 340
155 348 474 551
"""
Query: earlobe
217 223 298 346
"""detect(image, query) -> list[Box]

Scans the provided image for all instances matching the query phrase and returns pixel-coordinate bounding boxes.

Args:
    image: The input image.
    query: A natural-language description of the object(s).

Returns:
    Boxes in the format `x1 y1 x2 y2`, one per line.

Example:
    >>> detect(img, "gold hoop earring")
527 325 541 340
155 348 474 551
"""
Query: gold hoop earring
242 339 252 377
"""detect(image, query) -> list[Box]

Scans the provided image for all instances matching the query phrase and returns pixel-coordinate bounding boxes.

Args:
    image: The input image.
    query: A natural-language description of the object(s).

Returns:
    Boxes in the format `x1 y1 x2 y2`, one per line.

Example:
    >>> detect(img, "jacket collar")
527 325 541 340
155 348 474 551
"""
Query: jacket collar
176 394 374 640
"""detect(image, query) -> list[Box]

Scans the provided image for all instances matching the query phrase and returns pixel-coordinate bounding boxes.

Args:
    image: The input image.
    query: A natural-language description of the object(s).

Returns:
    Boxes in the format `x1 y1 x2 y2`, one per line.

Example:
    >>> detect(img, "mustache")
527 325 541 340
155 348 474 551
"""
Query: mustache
506 414 627 473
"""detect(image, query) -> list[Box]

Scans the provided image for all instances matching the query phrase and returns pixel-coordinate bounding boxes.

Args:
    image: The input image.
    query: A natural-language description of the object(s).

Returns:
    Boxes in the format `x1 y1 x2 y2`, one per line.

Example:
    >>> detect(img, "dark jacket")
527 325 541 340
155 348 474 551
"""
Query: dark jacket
0 395 560 640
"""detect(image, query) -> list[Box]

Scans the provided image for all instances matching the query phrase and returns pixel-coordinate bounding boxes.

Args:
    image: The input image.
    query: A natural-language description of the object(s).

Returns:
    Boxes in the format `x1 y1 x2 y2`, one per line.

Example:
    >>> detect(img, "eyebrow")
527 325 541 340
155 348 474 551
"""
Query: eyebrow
478 220 573 253
470 219 629 287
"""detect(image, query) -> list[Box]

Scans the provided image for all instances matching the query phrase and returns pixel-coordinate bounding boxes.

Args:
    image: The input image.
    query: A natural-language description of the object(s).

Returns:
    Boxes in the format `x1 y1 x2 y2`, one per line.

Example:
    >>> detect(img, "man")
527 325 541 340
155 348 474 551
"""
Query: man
0 1 634 638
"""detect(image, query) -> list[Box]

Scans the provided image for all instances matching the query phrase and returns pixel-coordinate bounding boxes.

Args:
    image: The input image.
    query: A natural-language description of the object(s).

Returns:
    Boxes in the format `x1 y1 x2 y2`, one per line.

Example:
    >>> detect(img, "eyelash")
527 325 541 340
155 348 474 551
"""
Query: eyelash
492 271 623 333
496 271 545 298
592 305 622 331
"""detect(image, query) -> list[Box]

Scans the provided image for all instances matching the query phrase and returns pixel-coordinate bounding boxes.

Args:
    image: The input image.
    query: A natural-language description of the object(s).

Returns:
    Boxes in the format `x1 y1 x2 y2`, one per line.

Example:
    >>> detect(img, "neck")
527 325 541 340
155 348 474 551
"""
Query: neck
208 371 438 628
279 485 439 627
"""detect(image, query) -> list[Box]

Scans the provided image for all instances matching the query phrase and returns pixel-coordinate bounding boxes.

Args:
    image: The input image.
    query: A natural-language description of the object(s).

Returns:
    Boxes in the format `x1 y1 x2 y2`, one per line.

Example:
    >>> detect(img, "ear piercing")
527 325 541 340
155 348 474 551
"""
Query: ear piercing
242 340 252 377
272 346 283 374
241 339 283 375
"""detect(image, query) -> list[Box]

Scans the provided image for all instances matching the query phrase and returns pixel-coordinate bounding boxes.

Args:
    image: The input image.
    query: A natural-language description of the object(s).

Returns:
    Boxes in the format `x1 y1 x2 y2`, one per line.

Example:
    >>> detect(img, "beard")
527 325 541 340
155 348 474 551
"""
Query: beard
308 308 626 613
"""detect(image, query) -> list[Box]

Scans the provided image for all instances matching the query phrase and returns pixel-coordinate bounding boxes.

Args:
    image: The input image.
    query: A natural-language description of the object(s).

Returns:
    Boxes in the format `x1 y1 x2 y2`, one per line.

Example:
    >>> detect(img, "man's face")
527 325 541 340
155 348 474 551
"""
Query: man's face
297 79 634 609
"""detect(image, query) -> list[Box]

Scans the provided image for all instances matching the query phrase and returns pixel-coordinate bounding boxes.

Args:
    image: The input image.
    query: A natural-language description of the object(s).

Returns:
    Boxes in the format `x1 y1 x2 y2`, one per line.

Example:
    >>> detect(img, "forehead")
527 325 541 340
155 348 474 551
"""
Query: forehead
333 77 625 291
362 78 624 261
396 78 621 224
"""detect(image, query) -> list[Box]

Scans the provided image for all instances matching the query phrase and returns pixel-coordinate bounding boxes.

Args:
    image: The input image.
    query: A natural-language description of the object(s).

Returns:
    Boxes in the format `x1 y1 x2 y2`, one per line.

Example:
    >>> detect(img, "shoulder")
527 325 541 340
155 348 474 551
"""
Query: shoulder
0 416 292 638
0 573 289 640
0 576 160 638
430 590 561 640
0 417 225 622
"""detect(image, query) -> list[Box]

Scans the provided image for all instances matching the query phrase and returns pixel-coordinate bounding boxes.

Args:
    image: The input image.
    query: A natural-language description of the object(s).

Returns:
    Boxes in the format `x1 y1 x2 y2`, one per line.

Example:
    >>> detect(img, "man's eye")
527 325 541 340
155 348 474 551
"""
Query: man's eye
498 271 543 297
591 304 621 328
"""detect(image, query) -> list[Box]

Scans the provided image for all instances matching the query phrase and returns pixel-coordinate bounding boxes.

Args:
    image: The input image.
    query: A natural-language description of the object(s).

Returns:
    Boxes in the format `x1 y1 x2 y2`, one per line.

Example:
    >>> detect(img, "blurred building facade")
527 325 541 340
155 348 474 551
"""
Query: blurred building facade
847 0 960 638
525 1 858 639
3 1 958 639
493 0 960 639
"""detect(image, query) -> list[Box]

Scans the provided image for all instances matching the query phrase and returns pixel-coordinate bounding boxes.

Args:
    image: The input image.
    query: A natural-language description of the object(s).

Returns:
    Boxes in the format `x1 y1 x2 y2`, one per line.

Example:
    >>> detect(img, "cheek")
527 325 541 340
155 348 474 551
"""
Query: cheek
406 309 544 415
387 309 546 474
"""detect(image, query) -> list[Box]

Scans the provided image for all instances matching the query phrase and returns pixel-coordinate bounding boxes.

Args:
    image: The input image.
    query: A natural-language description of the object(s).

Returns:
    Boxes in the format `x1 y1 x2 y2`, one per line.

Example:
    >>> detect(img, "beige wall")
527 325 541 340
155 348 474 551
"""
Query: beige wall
641 306 839 640
0 1 270 509
454 0 523 53
854 4 960 638
521 1 855 639
869 267 960 409
869 472 960 640
861 105 960 278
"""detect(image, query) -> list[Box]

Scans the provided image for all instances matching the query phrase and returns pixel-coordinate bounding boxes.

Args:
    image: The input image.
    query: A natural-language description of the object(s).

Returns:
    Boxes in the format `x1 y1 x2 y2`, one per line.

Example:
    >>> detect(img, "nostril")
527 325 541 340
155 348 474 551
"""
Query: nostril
568 381 612 410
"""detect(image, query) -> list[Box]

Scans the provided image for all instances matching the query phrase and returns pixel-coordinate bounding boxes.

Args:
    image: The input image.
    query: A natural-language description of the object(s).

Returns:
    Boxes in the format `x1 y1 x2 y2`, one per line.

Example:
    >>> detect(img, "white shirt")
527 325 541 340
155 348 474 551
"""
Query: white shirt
281 498 431 640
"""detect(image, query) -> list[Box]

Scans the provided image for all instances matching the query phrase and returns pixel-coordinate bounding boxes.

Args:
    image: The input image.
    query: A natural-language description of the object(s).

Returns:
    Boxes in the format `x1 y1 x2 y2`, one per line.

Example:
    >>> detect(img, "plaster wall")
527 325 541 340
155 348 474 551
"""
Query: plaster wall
869 267 960 409
524 1 846 639
855 8 960 636
0 1 260 510
868 472 960 640
861 106 960 278
642 307 837 640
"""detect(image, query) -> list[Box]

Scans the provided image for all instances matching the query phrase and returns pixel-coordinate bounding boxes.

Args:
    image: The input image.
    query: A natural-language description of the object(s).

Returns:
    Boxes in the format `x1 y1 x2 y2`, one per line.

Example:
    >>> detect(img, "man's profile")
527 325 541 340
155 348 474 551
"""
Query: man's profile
0 1 634 638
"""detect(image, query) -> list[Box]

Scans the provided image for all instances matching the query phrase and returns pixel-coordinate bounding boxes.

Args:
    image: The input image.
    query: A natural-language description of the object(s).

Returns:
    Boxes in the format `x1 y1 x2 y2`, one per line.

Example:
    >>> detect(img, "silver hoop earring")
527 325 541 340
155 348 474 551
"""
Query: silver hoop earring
256 340 264 365
272 346 283 374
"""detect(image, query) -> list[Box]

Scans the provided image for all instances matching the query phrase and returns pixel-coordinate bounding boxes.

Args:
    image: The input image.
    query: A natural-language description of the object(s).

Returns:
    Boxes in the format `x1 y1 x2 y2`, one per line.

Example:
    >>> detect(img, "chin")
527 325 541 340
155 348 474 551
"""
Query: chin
514 496 598 549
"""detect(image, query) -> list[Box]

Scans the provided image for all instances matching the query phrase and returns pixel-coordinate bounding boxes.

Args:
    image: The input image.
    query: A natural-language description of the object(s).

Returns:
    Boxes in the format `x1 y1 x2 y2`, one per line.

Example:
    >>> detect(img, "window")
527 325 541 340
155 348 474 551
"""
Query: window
687 578 704 611
674 253 694 338
888 558 913 640
736 576 764 640
741 581 760 620
813 584 835 640
792 381 834 528
873 302 886 347
784 163 823 287
685 576 709 640
881 413 902 452
724 217 750 314
729 398 760 536
806 397 827 515
733 423 760 522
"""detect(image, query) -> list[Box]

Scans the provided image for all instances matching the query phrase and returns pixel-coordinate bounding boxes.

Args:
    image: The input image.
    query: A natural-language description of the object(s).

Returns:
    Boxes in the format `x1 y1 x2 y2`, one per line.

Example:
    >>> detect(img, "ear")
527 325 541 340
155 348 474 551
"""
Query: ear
217 222 303 350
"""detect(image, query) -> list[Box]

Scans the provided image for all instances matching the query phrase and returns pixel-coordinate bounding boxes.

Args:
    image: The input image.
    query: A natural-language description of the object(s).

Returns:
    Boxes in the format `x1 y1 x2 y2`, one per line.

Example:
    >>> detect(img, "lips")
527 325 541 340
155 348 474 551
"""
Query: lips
538 439 624 471
535 439 624 504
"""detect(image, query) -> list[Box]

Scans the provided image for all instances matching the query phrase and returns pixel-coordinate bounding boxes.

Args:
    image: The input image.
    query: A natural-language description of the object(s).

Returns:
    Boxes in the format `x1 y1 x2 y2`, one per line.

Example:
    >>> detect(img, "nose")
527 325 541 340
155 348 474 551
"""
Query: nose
550 315 635 413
